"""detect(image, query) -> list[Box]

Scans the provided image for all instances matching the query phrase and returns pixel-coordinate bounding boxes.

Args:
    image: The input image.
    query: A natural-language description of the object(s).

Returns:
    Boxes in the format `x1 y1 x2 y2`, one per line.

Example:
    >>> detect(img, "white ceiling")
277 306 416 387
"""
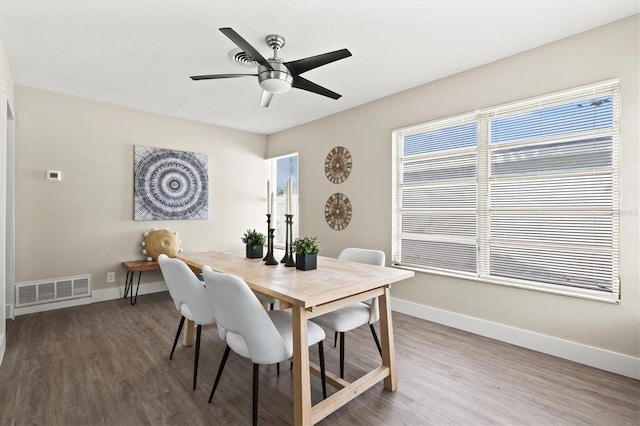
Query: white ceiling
1 1 638 135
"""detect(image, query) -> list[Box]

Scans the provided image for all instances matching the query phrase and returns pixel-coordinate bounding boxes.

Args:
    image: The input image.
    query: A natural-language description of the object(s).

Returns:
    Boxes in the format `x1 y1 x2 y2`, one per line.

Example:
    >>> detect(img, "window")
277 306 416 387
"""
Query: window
267 153 298 247
392 80 620 302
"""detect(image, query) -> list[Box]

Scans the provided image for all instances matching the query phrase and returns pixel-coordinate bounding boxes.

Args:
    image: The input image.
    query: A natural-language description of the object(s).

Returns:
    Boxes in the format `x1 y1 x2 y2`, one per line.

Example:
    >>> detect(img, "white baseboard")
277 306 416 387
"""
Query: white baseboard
5 304 14 320
90 280 168 303
391 297 640 380
9 285 638 379
13 281 168 317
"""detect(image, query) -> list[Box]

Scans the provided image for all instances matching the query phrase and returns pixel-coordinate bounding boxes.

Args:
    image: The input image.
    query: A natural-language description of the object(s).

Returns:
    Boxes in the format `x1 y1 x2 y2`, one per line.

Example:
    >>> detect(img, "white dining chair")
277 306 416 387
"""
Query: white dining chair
158 254 216 390
312 247 385 378
253 291 277 310
202 267 326 426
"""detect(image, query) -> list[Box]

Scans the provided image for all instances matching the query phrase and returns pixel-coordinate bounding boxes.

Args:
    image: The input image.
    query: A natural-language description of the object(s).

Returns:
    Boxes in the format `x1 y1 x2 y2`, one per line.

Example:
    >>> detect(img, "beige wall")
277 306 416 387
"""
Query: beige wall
14 86 267 290
267 15 640 357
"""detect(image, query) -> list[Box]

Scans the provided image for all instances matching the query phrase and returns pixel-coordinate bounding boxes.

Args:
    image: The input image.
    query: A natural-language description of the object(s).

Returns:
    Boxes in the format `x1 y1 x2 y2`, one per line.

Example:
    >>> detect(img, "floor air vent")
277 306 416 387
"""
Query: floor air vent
15 275 91 307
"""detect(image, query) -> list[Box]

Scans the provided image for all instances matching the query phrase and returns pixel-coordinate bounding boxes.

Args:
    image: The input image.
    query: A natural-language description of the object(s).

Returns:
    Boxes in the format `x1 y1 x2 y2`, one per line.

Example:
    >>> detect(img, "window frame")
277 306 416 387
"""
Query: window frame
392 79 620 303
266 153 299 248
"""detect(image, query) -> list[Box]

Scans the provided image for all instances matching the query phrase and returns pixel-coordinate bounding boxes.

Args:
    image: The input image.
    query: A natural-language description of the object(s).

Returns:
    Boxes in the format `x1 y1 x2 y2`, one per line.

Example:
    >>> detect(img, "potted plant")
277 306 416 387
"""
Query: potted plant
241 229 266 259
292 236 320 271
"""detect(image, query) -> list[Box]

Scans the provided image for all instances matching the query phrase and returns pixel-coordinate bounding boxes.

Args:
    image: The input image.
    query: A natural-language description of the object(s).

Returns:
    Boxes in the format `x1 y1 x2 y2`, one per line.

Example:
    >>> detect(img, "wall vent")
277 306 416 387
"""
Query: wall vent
15 275 91 307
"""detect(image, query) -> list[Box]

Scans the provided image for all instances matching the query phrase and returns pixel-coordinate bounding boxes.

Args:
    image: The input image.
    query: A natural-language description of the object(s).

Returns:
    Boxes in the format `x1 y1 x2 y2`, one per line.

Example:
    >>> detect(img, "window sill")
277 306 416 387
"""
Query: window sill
392 263 620 304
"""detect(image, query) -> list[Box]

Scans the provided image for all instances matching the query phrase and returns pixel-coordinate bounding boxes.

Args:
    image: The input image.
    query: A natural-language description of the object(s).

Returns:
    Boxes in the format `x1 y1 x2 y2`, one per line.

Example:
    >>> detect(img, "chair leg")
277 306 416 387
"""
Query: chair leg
333 331 338 348
208 345 231 403
193 324 202 390
318 341 327 399
269 302 275 311
253 363 260 426
369 323 383 357
339 332 345 379
276 362 280 375
170 316 186 360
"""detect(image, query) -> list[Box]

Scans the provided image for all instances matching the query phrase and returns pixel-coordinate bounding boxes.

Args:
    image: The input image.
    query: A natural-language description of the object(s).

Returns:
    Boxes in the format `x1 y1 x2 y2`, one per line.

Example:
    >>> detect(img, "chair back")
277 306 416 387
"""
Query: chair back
338 248 385 266
202 267 289 365
158 254 215 325
338 248 385 324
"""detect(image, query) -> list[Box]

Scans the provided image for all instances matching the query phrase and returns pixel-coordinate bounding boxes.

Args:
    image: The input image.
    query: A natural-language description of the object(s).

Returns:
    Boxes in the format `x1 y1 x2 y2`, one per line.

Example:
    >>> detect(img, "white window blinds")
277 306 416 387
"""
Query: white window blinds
392 113 479 275
392 80 620 302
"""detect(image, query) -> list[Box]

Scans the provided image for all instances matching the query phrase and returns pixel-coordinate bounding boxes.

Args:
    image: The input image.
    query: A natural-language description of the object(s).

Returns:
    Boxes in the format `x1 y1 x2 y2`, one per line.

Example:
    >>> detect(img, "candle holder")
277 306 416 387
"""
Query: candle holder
281 214 290 263
263 213 271 261
284 214 296 267
264 228 279 265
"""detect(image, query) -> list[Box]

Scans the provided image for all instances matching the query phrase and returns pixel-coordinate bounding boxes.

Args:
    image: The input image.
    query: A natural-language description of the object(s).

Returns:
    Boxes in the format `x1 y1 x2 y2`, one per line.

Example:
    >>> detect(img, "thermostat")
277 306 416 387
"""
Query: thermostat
47 170 62 181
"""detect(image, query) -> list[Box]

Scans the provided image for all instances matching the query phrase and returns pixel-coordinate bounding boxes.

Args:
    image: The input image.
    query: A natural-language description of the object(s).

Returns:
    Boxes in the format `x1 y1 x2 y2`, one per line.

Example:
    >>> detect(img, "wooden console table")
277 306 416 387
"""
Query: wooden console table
121 260 159 305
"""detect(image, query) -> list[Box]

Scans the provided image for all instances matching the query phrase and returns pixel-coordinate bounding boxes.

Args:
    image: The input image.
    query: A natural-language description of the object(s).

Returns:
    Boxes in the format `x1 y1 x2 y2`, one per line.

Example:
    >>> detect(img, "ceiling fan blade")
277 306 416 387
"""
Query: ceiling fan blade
292 76 341 100
190 73 257 80
219 27 272 70
285 49 352 75
260 91 274 108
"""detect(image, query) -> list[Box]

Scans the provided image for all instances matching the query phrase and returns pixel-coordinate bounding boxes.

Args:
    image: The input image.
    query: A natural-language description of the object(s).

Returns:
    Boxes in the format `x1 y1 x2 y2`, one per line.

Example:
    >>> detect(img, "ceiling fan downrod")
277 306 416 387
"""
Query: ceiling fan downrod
259 34 292 95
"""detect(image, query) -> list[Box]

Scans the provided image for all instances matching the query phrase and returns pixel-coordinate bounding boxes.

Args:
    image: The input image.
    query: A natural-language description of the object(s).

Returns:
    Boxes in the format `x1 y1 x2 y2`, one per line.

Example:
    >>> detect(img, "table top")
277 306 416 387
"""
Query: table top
121 260 160 272
178 250 414 309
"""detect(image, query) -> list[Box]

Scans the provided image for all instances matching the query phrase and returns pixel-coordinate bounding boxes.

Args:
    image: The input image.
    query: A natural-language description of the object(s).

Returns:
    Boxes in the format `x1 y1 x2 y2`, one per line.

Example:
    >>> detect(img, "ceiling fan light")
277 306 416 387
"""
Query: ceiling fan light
258 60 293 94
259 78 291 94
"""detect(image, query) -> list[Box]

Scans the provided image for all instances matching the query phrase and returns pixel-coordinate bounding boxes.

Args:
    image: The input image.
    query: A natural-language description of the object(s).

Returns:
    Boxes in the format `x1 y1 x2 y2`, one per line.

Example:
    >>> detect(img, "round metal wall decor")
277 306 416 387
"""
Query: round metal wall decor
324 193 352 230
134 145 209 220
324 146 352 184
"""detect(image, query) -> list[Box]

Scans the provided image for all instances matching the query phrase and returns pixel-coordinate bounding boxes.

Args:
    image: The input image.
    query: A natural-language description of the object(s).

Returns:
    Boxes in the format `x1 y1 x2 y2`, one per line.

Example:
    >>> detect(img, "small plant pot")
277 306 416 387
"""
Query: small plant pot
246 245 264 259
295 253 317 271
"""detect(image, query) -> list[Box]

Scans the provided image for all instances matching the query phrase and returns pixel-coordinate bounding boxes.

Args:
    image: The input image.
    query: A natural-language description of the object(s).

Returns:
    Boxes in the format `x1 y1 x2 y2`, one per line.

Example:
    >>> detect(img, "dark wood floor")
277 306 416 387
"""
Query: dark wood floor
0 292 638 425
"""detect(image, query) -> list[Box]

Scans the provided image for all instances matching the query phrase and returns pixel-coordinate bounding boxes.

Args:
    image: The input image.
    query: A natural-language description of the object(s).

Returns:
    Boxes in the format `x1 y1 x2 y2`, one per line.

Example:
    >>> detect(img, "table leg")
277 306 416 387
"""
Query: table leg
123 270 141 305
183 319 196 347
131 271 142 305
292 306 312 425
124 271 132 299
378 286 397 391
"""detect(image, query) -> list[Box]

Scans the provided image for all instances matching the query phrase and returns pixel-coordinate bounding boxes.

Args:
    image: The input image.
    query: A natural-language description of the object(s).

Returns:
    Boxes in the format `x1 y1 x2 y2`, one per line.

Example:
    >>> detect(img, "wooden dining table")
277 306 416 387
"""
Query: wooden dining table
177 250 414 425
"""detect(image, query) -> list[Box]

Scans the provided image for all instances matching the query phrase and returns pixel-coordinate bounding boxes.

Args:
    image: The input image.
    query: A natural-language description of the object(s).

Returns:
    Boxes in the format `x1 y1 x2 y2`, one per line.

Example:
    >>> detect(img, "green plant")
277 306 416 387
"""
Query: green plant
241 229 266 248
292 236 320 255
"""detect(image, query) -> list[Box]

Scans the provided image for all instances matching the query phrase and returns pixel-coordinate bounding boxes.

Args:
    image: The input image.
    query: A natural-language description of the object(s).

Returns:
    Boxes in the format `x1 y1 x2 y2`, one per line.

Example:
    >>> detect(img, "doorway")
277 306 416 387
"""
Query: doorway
1 81 15 364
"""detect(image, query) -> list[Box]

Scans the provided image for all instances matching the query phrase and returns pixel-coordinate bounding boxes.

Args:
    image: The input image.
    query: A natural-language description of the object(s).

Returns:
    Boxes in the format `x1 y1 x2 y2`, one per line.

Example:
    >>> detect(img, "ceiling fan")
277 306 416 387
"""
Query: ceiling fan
190 27 352 107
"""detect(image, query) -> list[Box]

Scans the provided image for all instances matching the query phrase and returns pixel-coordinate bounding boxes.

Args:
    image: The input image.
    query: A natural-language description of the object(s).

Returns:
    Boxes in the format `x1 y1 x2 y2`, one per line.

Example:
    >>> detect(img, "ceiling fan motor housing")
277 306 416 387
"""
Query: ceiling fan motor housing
258 59 293 94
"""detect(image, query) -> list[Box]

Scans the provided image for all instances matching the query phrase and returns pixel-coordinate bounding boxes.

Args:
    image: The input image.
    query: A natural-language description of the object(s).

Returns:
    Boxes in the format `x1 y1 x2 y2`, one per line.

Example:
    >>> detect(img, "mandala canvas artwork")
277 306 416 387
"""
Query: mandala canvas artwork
134 145 209 220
